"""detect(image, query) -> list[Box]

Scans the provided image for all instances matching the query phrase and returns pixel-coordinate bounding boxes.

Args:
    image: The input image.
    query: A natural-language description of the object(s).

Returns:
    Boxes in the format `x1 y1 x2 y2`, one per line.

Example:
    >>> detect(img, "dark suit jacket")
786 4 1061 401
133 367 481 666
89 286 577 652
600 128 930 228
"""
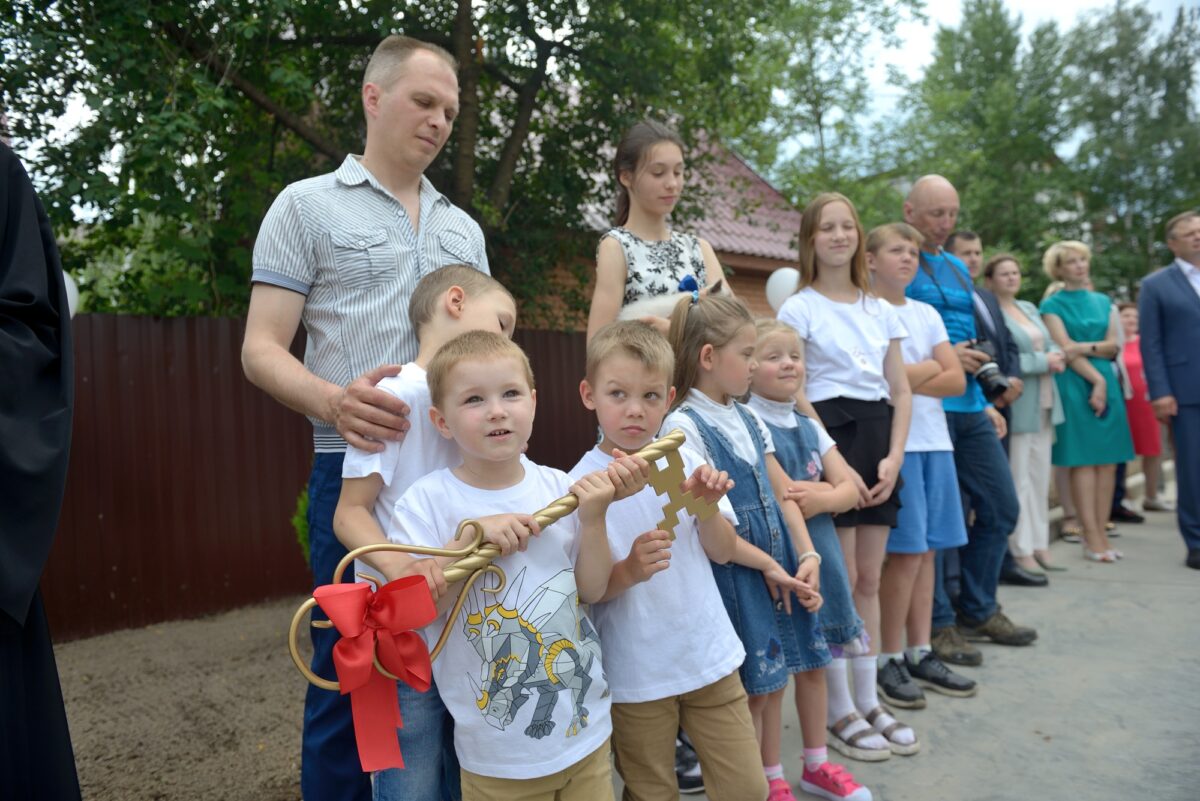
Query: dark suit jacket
1139 262 1200 406
0 143 74 626
973 286 1021 379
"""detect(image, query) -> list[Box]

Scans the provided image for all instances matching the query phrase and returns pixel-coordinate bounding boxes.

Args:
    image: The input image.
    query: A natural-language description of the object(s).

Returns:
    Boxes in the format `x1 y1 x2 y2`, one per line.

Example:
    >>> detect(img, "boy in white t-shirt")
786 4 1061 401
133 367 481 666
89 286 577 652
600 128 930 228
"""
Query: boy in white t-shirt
387 330 649 801
571 320 807 801
867 223 977 712
334 264 518 801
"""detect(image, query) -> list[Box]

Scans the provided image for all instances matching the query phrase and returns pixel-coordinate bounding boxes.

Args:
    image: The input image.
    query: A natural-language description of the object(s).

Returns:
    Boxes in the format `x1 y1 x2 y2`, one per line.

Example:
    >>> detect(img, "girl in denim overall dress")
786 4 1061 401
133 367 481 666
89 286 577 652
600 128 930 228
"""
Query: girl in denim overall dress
662 294 871 801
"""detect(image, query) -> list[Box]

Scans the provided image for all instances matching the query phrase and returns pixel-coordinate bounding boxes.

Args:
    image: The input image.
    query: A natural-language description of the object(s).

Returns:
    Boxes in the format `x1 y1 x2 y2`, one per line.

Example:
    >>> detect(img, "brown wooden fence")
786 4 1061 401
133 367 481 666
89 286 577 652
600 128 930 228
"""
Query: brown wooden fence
42 316 593 641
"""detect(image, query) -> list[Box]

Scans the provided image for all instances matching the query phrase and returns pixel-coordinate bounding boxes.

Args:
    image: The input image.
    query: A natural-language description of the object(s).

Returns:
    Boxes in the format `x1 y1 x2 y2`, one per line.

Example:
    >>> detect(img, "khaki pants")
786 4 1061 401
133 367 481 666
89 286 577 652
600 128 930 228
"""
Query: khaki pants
460 738 615 801
611 671 767 801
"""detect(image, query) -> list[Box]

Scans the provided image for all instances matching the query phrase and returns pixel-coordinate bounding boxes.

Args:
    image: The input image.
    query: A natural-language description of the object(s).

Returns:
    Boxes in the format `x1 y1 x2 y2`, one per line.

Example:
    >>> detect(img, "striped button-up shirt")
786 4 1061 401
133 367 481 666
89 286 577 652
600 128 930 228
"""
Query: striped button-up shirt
252 155 489 451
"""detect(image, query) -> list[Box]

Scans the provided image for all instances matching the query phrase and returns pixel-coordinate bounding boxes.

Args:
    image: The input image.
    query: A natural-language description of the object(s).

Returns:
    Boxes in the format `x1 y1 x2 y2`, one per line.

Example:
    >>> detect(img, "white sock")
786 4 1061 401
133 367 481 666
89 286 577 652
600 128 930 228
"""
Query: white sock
764 763 784 781
825 658 856 723
827 658 888 750
877 651 903 669
803 747 828 771
869 707 917 746
906 644 932 664
852 655 881 713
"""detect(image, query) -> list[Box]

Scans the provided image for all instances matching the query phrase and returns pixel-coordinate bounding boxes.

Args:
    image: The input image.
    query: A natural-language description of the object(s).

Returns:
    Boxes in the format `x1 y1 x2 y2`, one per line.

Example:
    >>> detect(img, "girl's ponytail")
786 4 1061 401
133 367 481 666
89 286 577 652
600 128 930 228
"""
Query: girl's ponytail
667 293 754 409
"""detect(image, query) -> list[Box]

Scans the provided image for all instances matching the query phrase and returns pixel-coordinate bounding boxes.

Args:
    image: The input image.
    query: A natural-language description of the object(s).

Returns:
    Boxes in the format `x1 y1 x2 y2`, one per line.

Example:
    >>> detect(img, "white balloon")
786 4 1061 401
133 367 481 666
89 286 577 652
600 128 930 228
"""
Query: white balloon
63 271 79 318
765 267 800 313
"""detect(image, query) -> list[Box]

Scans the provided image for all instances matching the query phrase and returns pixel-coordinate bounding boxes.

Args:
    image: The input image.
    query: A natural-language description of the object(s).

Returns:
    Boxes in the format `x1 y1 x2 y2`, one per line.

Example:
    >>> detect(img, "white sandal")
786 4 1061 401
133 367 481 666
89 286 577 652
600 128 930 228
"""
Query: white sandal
827 711 891 762
865 705 920 756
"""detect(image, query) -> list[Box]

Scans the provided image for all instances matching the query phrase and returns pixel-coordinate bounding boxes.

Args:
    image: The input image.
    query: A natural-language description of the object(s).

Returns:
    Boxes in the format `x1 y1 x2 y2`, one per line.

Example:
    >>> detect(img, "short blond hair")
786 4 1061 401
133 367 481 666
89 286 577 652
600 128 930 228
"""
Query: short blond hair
408 265 512 340
866 222 924 253
363 35 457 90
586 320 674 382
753 318 800 350
427 330 534 408
1166 210 1199 240
1042 240 1092 281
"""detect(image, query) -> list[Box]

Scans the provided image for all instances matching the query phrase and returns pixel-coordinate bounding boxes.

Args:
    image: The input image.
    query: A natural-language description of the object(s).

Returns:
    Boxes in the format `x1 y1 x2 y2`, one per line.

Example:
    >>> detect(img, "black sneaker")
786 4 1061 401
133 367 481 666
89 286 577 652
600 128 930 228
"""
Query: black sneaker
931 625 983 666
905 651 978 697
877 657 926 708
676 737 704 794
1110 506 1144 524
957 609 1038 646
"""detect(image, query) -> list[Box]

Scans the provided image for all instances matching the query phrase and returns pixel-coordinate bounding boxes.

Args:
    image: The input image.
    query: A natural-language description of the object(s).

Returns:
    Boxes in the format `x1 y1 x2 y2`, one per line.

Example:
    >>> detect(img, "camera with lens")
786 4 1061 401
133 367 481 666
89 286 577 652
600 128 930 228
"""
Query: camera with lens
968 338 1011 401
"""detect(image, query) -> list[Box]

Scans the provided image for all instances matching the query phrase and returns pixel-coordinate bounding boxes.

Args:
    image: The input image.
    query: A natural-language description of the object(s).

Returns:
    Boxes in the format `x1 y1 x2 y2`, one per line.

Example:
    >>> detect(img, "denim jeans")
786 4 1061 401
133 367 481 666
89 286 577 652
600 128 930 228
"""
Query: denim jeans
373 681 462 801
302 452 372 801
932 412 1020 627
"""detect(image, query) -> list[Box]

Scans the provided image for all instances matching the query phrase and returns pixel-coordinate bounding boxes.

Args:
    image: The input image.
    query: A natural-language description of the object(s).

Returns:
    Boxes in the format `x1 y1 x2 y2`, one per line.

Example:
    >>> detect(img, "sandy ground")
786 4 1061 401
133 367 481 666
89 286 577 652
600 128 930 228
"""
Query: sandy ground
57 596 310 801
56 502 1200 801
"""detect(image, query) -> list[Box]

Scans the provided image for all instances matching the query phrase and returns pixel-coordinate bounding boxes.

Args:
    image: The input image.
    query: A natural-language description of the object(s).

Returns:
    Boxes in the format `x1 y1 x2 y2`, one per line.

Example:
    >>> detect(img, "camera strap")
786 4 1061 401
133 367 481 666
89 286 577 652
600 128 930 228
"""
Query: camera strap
918 250 991 340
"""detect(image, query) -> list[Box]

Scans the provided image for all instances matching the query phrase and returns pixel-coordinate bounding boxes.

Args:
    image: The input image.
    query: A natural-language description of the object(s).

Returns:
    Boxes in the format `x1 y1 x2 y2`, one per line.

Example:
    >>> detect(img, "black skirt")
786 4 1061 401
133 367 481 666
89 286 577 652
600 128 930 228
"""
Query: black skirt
813 397 903 528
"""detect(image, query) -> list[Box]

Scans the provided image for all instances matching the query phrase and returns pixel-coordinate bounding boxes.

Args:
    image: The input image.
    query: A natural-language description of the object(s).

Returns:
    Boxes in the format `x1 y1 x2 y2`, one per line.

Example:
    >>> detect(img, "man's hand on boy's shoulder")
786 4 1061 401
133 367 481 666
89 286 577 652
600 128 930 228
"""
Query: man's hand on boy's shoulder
572 470 618 524
681 464 734 507
333 363 411 453
477 513 541 556
606 450 651 501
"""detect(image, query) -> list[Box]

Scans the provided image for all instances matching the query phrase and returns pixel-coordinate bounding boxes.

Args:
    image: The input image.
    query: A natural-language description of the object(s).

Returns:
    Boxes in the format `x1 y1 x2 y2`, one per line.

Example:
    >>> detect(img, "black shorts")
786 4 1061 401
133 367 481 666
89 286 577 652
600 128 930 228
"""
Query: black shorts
812 397 903 528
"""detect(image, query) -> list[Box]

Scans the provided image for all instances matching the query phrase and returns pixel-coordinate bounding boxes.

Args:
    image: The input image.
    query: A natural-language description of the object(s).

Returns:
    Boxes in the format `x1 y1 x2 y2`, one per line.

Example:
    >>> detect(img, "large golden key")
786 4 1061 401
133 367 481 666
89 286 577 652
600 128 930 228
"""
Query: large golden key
288 428 716 690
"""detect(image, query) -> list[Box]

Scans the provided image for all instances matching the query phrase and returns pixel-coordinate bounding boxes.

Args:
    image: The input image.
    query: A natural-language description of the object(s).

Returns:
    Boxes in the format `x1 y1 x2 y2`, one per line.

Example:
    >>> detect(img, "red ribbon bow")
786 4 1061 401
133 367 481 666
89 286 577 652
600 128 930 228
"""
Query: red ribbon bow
313 575 437 772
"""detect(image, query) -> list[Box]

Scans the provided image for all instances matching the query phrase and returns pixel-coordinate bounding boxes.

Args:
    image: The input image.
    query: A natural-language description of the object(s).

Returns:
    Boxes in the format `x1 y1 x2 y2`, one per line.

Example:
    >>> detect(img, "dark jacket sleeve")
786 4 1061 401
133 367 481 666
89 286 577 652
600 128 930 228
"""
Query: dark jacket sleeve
0 143 74 626
976 287 1020 377
1137 272 1171 401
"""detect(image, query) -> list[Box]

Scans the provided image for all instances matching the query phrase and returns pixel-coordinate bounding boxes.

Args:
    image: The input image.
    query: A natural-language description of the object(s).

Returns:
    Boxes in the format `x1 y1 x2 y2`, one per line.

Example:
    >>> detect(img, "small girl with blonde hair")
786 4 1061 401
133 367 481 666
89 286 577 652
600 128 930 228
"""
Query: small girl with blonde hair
663 294 871 801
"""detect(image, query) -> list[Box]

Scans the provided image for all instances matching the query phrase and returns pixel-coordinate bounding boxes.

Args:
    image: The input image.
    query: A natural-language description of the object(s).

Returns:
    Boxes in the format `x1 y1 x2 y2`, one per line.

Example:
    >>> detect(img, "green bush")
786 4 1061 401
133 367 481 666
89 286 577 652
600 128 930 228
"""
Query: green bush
291 488 310 567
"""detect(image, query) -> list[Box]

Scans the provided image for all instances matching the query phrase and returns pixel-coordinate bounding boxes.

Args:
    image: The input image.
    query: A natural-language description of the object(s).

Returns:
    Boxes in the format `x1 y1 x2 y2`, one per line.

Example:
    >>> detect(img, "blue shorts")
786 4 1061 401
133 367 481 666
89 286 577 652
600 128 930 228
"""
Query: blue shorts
888 451 968 554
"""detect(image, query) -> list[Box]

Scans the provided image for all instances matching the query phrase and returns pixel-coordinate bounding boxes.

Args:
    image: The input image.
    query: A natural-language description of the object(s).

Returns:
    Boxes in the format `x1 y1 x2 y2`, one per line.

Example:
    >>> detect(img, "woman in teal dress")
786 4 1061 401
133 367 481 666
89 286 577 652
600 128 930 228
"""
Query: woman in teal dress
1040 241 1134 563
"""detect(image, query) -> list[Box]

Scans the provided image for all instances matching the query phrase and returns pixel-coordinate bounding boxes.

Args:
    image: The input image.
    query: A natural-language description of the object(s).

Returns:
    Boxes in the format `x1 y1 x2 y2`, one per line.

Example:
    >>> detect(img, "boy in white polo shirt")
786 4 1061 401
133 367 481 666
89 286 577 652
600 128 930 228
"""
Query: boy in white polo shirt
334 264 517 800
387 330 649 800
571 320 808 801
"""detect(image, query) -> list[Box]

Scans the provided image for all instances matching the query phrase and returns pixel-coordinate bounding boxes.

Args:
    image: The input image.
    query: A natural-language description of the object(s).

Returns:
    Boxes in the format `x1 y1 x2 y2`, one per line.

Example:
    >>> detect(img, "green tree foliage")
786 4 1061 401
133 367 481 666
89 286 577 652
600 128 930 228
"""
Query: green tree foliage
890 0 1073 296
1 0 786 322
1063 2 1200 293
884 0 1198 298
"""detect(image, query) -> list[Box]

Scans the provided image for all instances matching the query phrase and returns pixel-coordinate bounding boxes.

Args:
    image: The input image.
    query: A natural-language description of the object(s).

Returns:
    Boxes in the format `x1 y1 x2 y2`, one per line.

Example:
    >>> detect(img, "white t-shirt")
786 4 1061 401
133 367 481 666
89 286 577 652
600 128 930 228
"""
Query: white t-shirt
744 394 837 454
889 300 953 452
341 363 458 585
388 462 611 780
662 389 775 468
777 287 907 403
569 446 743 703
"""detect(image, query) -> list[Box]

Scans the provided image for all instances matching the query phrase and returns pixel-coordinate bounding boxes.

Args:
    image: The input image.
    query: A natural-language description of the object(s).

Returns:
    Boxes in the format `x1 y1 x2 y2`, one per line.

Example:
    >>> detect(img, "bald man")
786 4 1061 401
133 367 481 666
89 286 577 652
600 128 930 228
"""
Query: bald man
902 176 1037 669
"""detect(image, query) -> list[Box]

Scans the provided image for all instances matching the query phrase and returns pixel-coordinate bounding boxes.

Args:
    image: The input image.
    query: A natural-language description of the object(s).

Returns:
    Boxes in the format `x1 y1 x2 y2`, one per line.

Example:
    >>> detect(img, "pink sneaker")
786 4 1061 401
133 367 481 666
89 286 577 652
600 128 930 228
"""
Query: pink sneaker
800 762 872 801
768 777 798 801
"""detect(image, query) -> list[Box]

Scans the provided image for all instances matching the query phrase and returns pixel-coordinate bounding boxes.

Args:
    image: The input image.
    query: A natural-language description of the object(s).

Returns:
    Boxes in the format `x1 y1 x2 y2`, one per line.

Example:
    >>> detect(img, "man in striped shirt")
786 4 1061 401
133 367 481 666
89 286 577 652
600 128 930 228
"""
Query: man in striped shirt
242 36 488 801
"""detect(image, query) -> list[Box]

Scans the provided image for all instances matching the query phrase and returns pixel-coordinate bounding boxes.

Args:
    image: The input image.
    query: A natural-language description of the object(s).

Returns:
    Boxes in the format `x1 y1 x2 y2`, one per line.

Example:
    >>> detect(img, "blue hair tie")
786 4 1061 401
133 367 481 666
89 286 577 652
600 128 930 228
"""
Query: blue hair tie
690 289 700 305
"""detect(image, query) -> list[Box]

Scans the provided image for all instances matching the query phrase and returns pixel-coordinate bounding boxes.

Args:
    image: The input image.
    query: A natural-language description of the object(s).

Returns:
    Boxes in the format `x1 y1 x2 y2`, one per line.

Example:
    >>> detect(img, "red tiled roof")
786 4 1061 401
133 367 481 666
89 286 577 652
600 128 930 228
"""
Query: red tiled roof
693 147 800 263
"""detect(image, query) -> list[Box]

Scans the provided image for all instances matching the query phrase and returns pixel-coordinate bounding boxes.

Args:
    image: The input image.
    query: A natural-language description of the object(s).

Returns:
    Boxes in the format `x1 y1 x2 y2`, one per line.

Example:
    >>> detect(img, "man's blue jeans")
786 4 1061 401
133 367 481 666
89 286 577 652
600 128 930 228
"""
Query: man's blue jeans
932 411 1020 628
302 452 372 801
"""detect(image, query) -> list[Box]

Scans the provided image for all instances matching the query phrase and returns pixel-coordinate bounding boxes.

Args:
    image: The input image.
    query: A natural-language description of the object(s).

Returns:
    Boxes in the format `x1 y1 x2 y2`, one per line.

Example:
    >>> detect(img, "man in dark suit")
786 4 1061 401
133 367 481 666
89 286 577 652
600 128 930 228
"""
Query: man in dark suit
0 142 82 797
946 231 1046 586
1139 210 1200 570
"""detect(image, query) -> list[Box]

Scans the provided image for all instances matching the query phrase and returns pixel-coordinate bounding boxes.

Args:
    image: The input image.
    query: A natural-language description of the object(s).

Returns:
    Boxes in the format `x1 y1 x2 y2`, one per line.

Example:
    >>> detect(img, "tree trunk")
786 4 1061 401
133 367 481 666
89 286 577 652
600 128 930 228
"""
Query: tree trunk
450 0 481 211
486 42 550 223
159 20 345 162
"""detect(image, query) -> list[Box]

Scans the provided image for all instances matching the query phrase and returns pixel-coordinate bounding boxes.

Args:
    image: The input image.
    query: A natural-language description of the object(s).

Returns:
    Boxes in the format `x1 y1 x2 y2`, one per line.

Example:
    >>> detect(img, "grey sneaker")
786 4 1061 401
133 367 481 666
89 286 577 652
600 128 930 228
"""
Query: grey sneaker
957 609 1038 646
905 651 978 697
931 625 982 667
878 657 926 709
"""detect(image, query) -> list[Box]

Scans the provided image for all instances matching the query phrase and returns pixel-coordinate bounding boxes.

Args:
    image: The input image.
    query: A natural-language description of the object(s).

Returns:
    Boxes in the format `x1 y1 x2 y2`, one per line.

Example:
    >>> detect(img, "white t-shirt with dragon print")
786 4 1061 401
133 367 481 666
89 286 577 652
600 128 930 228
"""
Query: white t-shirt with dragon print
388 460 612 780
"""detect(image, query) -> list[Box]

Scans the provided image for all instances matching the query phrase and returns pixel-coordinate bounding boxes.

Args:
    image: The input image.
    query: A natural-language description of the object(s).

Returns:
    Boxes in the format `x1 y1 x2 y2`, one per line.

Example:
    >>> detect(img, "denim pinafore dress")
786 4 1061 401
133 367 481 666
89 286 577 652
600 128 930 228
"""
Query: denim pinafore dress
762 412 864 648
680 403 830 695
